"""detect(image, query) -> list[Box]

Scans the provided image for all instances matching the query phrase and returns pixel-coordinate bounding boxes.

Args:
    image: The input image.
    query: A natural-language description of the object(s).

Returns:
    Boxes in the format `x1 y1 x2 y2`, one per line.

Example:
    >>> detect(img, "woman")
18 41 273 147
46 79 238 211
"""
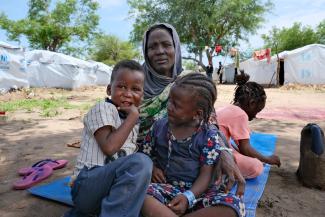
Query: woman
138 23 183 142
138 23 245 217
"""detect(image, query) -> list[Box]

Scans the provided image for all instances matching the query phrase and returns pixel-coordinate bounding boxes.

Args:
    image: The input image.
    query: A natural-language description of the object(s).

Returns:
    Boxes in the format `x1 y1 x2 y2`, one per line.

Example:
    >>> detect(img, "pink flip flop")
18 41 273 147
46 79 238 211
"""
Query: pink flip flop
18 159 68 176
13 165 53 190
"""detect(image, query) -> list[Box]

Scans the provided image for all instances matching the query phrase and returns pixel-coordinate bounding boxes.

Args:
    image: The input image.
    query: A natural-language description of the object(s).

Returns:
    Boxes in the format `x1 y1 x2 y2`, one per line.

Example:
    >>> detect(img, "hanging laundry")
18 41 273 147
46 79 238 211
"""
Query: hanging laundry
253 48 271 63
235 50 240 69
229 47 238 57
215 44 222 54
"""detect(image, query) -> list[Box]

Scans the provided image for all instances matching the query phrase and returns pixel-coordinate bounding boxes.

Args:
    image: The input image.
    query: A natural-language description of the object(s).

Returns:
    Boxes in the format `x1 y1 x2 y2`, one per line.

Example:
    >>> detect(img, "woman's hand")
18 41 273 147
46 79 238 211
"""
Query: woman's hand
152 166 166 183
216 151 246 197
168 194 188 216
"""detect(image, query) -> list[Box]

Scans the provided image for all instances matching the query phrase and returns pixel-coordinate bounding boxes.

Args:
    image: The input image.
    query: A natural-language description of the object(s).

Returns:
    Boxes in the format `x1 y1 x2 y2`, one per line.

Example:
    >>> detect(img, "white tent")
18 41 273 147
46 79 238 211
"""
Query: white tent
26 50 97 89
88 60 112 86
282 44 325 84
0 41 28 93
240 56 278 85
240 44 325 85
0 47 112 93
213 63 236 83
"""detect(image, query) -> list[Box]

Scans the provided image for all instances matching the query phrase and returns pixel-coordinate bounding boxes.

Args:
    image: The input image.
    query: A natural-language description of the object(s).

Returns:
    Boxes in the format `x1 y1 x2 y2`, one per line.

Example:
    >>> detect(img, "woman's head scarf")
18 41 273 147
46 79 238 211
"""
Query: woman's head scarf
142 23 182 99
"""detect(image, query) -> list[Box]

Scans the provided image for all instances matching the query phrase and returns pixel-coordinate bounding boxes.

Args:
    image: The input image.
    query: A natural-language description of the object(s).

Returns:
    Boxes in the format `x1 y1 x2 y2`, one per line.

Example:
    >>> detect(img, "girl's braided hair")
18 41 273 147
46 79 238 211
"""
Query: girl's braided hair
173 73 217 123
233 81 266 105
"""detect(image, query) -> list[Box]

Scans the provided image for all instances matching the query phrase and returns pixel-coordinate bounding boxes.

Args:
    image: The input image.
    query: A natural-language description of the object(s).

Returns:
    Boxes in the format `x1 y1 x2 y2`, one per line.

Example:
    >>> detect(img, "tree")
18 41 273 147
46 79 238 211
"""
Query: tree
128 0 273 72
90 35 141 66
183 60 199 71
262 22 320 54
0 0 99 55
316 19 325 45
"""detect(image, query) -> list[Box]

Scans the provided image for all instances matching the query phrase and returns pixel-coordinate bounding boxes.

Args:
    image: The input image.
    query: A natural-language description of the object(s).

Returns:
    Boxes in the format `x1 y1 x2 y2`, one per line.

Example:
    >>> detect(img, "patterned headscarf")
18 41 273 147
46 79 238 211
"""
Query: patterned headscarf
142 23 183 99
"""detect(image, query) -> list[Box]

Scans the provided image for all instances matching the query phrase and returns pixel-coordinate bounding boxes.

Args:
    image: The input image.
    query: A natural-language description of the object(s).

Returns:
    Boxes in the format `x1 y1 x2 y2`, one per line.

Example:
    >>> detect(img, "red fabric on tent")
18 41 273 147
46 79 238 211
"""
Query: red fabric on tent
253 48 271 63
215 45 222 54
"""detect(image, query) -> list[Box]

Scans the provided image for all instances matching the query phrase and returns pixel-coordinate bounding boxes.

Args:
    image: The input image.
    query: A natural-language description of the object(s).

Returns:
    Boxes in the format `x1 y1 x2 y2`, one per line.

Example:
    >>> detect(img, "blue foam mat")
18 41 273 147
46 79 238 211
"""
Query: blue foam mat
28 176 73 206
231 132 277 217
28 132 277 217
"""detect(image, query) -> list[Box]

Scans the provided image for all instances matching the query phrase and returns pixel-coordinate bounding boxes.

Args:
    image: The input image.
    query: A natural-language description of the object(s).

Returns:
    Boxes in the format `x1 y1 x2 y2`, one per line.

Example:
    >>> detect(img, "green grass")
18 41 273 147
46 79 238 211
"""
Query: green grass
0 98 91 117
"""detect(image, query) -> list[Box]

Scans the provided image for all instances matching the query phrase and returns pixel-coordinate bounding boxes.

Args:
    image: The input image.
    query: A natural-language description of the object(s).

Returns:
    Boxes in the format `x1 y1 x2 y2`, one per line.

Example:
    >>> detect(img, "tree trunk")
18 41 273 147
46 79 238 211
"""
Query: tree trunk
182 53 206 71
205 49 213 74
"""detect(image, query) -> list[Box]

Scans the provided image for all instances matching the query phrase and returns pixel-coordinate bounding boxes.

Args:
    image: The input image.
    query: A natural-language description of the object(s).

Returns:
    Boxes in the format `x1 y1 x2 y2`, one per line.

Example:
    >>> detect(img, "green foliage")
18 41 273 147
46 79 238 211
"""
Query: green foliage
128 0 273 68
183 60 198 71
240 47 254 61
0 0 99 54
316 20 325 44
90 34 141 66
262 21 323 54
0 97 92 117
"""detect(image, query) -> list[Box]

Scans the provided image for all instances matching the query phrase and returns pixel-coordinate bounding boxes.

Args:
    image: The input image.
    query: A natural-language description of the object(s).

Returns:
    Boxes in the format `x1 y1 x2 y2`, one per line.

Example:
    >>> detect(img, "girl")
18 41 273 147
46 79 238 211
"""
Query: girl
139 73 245 217
216 81 281 179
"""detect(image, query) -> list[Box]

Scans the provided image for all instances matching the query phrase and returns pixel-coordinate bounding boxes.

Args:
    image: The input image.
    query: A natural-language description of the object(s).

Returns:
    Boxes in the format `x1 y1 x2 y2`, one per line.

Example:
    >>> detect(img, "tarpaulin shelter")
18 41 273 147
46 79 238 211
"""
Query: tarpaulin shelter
26 50 96 89
26 50 112 89
282 44 325 84
0 41 28 93
88 60 112 86
240 44 325 85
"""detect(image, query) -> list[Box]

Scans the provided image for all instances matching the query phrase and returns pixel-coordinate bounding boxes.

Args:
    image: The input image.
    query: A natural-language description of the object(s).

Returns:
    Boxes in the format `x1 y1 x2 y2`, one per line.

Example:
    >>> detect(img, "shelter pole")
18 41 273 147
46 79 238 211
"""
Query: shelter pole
276 53 280 86
269 71 276 87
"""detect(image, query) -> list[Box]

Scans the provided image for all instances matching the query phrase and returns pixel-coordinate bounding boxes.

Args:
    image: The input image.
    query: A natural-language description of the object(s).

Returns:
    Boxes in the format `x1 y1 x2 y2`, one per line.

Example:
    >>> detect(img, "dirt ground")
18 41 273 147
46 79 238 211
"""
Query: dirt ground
1 84 325 217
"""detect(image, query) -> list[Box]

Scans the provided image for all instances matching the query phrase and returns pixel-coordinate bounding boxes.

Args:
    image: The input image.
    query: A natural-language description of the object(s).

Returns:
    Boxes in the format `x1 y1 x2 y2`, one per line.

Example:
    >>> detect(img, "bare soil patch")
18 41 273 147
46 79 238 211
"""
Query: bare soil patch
1 85 325 217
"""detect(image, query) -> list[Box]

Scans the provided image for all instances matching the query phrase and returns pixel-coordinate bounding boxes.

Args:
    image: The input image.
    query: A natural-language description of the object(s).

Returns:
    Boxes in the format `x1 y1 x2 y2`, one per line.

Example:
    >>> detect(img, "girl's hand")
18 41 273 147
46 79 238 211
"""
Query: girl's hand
267 155 281 167
152 166 166 183
168 194 188 215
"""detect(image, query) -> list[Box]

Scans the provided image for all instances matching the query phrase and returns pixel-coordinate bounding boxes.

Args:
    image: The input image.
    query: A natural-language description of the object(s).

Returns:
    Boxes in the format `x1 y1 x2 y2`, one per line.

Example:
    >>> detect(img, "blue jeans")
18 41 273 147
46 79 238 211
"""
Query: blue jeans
64 153 153 217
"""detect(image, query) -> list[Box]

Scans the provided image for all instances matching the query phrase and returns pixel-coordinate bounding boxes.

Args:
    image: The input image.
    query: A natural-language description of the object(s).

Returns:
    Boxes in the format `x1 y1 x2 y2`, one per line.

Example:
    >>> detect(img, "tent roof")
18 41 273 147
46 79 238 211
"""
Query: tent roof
25 50 92 67
279 44 325 58
0 41 21 49
241 44 325 64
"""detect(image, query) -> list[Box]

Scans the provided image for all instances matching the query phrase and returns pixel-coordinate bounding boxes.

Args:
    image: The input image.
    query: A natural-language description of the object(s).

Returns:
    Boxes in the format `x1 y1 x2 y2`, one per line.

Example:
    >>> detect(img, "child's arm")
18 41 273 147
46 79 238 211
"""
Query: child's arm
138 122 167 183
168 135 221 215
168 165 213 215
94 105 139 156
189 165 214 196
238 139 281 167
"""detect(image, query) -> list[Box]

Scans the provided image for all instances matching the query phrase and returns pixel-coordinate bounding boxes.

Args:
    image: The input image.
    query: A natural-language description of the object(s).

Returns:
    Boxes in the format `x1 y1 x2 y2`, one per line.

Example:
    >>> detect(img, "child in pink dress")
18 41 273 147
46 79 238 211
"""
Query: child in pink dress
216 81 281 179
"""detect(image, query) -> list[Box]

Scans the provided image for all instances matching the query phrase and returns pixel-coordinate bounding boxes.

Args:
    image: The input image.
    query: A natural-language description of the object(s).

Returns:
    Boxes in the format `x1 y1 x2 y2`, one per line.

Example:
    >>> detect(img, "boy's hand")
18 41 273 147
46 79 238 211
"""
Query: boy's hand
168 194 188 215
267 155 281 167
152 166 166 183
118 104 139 120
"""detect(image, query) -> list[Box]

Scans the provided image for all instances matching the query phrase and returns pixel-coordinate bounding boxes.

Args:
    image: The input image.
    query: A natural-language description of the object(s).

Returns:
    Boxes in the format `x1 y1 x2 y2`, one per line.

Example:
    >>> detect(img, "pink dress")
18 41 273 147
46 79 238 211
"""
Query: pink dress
216 104 263 179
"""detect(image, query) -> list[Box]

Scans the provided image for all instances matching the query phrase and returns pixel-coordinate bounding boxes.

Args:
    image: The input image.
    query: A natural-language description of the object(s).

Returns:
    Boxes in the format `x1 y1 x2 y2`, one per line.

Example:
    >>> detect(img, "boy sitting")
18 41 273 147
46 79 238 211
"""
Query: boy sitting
64 60 152 217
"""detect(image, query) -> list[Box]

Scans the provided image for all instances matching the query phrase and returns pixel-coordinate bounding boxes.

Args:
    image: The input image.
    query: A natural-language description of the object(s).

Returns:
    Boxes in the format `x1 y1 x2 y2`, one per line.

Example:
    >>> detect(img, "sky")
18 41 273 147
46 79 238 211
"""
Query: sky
0 0 325 64
243 0 325 49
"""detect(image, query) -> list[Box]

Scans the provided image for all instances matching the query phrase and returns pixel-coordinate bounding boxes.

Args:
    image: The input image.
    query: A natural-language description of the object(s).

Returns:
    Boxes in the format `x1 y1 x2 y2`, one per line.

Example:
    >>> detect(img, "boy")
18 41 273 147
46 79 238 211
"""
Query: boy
64 60 152 217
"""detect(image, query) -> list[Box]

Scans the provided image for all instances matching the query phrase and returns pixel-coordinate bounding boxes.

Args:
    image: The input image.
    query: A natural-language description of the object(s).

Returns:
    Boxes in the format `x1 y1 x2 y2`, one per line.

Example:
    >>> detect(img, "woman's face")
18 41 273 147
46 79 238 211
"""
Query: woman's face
146 28 175 77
